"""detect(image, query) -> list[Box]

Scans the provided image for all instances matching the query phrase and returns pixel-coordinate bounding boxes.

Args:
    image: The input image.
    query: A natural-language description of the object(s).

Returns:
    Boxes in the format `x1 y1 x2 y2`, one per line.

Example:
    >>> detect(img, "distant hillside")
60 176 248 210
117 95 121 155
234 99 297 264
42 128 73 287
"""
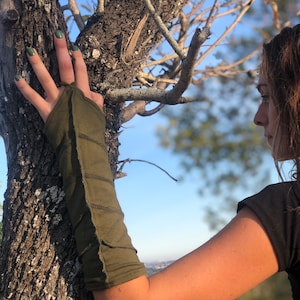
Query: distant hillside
145 261 174 276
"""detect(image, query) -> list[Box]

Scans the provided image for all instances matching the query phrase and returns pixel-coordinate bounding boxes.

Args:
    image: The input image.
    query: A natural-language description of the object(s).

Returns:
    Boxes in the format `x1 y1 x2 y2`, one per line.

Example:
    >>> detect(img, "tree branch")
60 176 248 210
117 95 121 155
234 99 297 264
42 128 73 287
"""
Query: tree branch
205 0 218 28
138 103 165 117
172 26 211 98
144 0 186 60
107 26 211 104
135 72 177 86
121 101 146 123
96 0 105 13
121 100 165 123
141 51 187 68
107 86 187 104
68 0 85 31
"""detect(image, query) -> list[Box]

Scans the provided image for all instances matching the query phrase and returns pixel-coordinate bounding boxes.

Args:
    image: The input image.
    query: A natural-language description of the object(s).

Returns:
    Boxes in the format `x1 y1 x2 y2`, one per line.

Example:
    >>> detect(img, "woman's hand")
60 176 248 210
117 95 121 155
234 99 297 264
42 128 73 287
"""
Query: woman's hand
15 30 103 122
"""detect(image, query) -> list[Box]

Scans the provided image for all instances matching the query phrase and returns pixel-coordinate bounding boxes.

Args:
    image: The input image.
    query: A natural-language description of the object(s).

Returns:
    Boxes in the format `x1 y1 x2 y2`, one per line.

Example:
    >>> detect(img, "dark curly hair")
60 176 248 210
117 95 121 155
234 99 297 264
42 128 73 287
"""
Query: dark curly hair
262 24 300 182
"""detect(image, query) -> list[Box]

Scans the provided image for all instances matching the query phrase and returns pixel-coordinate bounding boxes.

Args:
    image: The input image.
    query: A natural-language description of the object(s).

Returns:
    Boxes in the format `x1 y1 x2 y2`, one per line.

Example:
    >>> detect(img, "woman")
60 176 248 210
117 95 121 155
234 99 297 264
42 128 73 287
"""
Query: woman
15 24 300 299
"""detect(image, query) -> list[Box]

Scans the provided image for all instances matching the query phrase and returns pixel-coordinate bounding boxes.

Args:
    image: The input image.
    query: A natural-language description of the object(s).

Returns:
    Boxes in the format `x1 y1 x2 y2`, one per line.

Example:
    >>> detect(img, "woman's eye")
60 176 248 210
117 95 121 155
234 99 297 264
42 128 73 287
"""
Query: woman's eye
261 95 270 102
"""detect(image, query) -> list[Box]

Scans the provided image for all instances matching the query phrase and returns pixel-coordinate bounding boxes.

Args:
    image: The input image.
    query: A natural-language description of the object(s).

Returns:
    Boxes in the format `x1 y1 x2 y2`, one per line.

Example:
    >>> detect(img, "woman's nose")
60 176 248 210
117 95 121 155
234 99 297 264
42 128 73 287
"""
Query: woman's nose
253 104 268 126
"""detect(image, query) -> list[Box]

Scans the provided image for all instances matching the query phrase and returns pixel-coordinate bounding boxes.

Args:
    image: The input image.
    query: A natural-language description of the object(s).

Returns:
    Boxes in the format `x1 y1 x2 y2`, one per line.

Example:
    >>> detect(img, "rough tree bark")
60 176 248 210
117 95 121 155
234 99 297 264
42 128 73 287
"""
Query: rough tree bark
0 0 187 298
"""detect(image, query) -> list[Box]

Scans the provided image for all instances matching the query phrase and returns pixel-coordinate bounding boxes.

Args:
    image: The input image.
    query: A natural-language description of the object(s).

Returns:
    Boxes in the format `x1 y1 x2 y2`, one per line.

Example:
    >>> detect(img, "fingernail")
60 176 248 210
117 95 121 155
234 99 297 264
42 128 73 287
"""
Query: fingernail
26 47 35 56
55 30 64 39
15 74 22 81
71 44 79 51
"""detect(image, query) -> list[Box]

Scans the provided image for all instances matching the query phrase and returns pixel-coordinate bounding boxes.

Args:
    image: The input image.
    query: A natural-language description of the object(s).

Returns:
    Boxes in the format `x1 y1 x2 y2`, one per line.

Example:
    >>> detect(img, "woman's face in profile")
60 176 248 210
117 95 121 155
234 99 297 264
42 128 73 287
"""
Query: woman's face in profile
254 73 291 161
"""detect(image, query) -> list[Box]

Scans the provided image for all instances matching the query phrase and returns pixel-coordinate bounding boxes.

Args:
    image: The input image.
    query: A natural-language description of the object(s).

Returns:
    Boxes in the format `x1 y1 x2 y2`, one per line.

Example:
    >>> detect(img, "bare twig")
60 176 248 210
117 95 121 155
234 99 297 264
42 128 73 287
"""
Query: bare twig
121 100 165 123
96 0 105 13
136 73 177 86
265 0 280 30
68 0 85 31
196 47 261 77
205 0 218 28
144 0 186 60
141 50 188 68
197 0 254 65
121 101 147 123
138 103 165 116
191 47 261 85
118 158 178 182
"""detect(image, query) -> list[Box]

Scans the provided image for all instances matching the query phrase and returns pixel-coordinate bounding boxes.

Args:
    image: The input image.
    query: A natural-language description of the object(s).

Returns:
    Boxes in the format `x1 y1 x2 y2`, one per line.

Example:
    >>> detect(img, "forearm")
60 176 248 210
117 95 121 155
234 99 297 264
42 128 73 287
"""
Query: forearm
44 84 146 290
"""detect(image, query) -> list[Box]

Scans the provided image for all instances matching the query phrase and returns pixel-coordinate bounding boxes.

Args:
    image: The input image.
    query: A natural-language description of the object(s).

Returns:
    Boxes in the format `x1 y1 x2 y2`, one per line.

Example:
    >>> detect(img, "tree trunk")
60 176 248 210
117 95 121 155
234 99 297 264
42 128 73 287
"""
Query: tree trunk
0 0 187 298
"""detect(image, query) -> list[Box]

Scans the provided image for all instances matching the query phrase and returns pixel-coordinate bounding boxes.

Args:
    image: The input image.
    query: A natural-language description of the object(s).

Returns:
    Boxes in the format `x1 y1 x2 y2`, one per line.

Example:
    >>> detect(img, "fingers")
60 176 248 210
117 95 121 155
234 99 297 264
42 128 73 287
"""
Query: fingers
26 47 59 102
15 77 52 122
71 45 104 110
71 47 90 96
53 30 75 84
15 31 104 121
91 92 104 111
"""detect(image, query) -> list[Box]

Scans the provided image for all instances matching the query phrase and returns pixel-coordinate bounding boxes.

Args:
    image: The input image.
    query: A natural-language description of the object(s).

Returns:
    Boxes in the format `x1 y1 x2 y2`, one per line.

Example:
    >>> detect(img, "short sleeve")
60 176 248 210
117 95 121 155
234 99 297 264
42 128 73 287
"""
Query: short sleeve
237 182 300 273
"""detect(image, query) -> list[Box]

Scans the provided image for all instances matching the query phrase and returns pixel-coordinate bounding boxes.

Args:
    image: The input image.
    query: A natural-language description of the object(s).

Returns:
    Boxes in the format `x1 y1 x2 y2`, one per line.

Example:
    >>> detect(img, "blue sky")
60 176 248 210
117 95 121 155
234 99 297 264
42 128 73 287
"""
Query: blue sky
113 114 218 262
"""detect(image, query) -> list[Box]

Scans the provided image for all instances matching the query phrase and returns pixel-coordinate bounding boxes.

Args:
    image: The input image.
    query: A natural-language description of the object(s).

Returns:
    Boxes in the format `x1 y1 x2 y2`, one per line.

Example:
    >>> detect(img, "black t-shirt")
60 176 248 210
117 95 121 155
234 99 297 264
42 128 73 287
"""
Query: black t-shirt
237 182 300 299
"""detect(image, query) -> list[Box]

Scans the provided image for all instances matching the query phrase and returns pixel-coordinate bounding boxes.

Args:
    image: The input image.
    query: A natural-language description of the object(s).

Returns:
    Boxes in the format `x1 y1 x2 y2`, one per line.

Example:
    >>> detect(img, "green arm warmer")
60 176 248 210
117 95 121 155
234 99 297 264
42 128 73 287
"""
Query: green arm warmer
44 84 146 290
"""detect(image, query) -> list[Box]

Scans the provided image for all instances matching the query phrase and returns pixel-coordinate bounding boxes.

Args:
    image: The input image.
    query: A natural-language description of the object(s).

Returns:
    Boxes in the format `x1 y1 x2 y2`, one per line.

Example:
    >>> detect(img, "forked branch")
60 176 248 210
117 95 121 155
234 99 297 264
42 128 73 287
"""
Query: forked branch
107 27 211 104
61 0 85 31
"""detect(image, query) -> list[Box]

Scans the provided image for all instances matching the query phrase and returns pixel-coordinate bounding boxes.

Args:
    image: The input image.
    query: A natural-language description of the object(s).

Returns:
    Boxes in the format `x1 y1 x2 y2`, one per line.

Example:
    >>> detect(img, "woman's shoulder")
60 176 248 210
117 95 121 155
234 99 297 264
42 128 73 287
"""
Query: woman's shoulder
237 181 300 273
238 181 300 211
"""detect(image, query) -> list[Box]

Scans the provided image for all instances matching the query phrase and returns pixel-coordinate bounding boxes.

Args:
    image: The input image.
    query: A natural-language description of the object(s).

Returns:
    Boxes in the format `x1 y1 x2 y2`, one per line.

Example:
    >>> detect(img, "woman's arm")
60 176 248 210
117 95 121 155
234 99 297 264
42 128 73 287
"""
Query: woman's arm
94 207 278 300
16 33 278 300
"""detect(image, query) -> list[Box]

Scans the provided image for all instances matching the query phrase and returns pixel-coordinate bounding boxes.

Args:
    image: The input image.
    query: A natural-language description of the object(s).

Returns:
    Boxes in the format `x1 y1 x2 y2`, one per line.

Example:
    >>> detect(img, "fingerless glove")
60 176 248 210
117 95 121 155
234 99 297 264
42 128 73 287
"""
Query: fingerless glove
44 84 146 290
